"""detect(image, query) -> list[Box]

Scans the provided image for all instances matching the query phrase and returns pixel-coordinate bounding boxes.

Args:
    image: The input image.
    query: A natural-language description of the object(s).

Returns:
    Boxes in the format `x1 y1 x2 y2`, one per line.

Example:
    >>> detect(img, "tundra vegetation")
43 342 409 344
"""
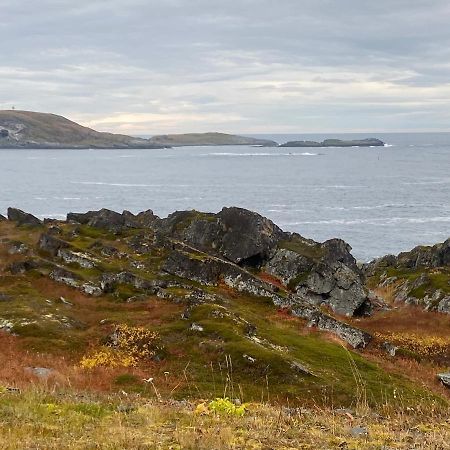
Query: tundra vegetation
0 207 449 449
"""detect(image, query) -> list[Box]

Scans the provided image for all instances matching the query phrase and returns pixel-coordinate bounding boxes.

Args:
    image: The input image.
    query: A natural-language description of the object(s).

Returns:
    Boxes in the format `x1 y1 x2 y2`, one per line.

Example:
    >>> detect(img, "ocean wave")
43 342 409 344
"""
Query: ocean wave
282 216 450 226
70 181 191 188
204 152 319 157
324 203 446 211
403 179 450 185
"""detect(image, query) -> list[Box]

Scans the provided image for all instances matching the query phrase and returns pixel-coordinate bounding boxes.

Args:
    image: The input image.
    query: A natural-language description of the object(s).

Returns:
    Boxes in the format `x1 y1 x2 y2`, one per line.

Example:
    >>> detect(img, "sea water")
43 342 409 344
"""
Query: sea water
1 132 449 261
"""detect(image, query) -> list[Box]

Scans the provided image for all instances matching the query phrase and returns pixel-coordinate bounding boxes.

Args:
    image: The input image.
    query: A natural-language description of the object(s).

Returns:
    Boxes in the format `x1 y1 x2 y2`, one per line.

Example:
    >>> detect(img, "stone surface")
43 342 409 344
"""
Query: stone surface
437 373 450 388
7 207 41 227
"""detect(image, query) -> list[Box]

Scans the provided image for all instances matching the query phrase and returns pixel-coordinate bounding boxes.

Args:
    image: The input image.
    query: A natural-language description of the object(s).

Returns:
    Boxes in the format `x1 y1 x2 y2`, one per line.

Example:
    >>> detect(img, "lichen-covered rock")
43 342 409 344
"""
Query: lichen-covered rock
272 296 372 349
437 373 450 388
38 233 70 256
159 207 285 265
265 248 313 285
366 238 450 273
8 259 39 275
7 207 41 227
67 208 157 232
49 267 80 288
296 262 370 316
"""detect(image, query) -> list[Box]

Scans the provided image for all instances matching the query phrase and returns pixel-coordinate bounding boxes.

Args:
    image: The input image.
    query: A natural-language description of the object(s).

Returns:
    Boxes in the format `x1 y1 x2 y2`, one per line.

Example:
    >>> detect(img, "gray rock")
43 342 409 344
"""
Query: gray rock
7 207 42 227
280 300 372 349
381 341 398 357
68 208 125 231
26 367 54 378
160 207 285 265
58 249 98 269
265 248 313 285
49 267 81 288
437 295 450 314
7 241 29 255
0 293 12 302
350 426 369 438
8 259 39 275
296 262 369 317
437 373 450 387
366 237 450 272
38 233 70 256
190 323 204 332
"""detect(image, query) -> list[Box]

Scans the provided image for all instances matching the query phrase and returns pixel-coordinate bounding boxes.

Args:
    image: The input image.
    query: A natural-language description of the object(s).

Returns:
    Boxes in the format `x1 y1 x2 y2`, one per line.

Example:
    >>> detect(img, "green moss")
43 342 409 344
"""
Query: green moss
279 238 324 261
287 271 309 290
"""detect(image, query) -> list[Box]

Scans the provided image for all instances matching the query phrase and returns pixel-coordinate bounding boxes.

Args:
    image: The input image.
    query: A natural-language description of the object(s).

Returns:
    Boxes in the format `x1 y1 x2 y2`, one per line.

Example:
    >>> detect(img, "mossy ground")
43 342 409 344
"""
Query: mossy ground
1 220 449 449
0 388 448 449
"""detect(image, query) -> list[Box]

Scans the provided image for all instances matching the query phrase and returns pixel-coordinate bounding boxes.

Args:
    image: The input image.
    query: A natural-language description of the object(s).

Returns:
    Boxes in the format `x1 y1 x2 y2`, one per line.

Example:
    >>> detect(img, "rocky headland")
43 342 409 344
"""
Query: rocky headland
0 110 277 149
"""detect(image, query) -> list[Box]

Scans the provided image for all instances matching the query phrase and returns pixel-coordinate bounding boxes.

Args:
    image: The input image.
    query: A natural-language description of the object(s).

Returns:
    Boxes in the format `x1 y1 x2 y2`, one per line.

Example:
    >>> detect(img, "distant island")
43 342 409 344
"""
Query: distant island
0 110 276 149
148 132 277 147
279 138 385 148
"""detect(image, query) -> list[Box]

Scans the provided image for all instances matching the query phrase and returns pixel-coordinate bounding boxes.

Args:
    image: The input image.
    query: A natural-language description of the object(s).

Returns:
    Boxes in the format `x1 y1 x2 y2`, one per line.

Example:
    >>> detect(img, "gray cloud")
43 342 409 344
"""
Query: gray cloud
1 0 450 132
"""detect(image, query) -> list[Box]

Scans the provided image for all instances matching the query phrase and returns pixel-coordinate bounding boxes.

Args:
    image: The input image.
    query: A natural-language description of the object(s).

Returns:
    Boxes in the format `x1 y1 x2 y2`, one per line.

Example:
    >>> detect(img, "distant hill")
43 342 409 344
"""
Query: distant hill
0 110 165 149
148 132 277 147
0 111 278 149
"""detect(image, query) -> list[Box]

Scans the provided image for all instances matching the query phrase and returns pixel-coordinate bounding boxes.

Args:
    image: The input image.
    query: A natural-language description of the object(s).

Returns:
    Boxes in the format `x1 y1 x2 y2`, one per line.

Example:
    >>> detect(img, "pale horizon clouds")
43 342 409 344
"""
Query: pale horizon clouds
1 0 450 134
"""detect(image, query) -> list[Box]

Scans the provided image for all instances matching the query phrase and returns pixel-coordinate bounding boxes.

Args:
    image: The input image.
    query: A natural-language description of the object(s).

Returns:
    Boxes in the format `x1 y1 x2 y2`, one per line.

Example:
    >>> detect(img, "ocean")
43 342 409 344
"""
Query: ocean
1 132 449 261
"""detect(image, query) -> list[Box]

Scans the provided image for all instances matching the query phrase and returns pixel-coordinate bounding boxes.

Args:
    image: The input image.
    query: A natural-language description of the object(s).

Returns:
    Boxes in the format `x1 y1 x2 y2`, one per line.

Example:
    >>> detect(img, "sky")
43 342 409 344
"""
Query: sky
1 0 450 134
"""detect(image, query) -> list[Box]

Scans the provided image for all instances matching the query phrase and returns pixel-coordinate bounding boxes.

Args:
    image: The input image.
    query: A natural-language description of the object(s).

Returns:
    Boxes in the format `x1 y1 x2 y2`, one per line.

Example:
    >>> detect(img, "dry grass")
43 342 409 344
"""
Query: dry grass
0 388 449 449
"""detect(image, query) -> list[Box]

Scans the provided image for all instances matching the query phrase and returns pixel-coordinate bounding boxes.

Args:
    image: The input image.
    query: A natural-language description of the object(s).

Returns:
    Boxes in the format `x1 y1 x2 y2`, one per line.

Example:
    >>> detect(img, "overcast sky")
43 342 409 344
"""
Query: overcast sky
1 0 450 134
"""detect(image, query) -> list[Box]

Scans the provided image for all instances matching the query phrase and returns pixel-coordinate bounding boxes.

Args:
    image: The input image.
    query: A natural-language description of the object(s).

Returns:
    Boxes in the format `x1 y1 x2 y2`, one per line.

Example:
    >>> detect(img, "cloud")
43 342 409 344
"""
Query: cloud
0 0 450 132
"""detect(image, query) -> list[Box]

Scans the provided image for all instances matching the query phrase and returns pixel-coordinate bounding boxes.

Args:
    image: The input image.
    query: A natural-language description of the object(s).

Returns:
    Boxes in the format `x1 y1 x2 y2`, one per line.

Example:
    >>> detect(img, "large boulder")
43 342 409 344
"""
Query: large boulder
158 207 285 265
38 233 70 256
67 208 159 232
265 235 369 317
296 262 369 316
7 207 41 227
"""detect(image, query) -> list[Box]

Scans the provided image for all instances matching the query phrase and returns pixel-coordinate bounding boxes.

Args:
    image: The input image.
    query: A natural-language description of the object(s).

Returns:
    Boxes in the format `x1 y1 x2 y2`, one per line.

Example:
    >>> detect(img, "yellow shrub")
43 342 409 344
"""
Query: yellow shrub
80 324 161 369
376 332 450 357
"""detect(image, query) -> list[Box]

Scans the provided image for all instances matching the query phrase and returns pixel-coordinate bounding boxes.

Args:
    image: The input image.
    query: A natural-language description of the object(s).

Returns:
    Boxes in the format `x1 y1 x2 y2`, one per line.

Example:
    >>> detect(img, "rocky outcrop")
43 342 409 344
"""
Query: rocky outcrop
265 237 369 317
162 247 277 298
7 208 42 227
272 296 372 349
279 138 385 148
38 233 70 256
365 238 450 314
157 207 285 265
67 208 159 232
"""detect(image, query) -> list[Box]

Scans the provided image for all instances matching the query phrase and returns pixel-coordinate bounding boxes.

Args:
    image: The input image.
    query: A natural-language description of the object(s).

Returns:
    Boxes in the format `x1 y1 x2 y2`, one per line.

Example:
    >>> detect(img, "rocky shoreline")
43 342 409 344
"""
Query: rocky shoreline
1 206 449 395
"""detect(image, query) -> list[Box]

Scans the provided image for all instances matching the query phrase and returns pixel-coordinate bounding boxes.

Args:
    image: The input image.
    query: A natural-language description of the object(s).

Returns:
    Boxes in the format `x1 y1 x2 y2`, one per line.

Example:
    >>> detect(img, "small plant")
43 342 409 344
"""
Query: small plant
195 398 246 417
80 324 162 369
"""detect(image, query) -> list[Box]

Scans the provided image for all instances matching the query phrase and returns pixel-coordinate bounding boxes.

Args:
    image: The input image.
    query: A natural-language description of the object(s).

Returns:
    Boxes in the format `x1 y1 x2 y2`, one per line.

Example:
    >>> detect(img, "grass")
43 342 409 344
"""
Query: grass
1 220 450 448
278 237 325 261
0 388 449 449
